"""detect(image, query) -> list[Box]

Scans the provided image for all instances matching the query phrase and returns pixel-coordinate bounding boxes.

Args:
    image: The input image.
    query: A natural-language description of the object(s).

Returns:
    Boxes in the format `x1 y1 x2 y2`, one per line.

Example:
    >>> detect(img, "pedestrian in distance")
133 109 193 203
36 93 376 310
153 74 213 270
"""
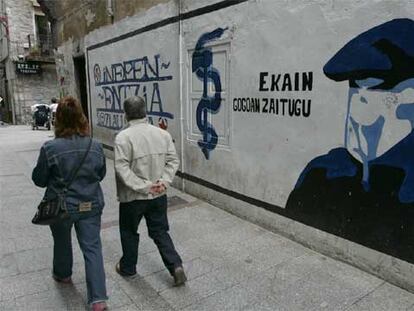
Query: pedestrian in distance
32 96 108 311
50 97 59 126
114 96 187 286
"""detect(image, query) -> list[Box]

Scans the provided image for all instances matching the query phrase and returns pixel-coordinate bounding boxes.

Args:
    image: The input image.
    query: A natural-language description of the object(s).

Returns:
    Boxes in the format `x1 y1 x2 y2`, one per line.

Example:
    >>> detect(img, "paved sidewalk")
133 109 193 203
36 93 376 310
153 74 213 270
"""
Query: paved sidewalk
1 126 414 311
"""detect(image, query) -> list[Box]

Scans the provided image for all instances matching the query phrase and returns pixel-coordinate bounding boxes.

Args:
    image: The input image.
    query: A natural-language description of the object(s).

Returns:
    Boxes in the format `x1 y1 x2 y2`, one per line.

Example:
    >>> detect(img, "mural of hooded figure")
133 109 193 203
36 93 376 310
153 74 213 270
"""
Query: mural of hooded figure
286 18 414 263
346 78 414 194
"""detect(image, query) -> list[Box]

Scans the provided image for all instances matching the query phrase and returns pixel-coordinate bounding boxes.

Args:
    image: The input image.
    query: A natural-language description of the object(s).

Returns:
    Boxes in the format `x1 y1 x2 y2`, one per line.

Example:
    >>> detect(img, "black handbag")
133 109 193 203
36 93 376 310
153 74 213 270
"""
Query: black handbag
32 138 92 225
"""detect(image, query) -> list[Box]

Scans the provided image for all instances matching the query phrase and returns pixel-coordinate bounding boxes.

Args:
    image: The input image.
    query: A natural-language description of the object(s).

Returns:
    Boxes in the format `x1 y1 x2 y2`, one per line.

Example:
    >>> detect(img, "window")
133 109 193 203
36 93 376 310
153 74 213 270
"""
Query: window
34 13 50 55
186 41 231 149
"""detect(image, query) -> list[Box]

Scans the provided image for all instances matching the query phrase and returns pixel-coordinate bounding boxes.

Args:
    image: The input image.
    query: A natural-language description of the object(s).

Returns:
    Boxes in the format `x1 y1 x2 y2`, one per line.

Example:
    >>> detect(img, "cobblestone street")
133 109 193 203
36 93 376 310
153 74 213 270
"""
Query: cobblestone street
1 126 414 310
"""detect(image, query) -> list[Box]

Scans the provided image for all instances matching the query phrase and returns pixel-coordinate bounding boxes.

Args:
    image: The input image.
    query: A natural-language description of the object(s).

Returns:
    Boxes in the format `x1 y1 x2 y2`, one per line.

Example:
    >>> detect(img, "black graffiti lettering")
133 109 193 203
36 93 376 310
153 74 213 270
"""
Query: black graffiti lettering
288 99 299 116
233 98 238 111
270 74 281 91
285 99 311 117
253 98 260 112
259 72 269 91
282 74 292 91
281 98 287 115
233 98 261 112
262 98 268 113
260 71 314 92
242 98 246 111
302 72 313 91
267 98 279 114
269 98 276 114
294 72 299 91
303 99 311 117
236 97 311 117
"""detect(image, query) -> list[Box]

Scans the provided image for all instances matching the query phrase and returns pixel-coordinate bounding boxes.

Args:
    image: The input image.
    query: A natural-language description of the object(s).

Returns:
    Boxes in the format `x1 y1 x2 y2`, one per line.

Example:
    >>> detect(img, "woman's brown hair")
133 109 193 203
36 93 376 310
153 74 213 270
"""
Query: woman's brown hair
54 96 90 138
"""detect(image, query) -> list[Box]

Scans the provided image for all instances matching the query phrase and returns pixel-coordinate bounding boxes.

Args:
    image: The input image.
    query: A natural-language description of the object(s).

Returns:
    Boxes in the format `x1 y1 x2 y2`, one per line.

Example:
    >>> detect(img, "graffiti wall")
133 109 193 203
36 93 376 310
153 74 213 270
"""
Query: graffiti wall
180 0 414 265
86 0 414 272
86 5 180 148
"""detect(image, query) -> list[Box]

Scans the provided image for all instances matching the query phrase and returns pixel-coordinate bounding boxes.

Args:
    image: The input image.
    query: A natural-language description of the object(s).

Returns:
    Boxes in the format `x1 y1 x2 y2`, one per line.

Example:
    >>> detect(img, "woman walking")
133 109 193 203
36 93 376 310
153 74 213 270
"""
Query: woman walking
32 96 108 311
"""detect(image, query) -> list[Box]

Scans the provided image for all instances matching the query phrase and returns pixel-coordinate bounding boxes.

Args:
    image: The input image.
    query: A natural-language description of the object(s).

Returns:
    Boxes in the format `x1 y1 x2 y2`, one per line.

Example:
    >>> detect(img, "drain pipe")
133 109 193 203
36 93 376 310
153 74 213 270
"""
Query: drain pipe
178 0 185 192
107 0 114 23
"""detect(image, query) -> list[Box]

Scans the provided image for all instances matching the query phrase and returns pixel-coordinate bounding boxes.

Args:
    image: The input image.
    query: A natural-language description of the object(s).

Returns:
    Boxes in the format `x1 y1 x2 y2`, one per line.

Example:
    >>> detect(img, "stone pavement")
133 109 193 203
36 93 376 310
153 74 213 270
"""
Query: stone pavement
1 126 414 311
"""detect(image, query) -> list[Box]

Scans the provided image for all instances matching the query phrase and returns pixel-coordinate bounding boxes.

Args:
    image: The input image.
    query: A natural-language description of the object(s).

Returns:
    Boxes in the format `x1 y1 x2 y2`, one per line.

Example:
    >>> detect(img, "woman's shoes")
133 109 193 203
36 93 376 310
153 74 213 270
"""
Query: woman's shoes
52 274 72 284
91 302 108 311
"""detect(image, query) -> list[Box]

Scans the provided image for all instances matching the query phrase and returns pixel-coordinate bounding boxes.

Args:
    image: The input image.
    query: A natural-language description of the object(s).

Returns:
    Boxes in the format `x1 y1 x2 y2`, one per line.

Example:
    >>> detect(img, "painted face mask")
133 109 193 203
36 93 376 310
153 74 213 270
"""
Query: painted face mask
345 78 414 186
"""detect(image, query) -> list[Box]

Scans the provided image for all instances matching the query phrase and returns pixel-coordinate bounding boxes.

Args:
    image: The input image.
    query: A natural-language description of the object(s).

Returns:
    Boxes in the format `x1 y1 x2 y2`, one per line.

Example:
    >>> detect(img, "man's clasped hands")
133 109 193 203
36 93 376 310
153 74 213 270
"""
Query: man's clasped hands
149 180 167 195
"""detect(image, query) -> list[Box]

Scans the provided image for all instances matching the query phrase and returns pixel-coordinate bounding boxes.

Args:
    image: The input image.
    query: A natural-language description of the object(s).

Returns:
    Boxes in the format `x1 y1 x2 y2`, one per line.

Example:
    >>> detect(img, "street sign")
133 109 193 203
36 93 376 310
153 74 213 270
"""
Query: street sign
15 62 41 74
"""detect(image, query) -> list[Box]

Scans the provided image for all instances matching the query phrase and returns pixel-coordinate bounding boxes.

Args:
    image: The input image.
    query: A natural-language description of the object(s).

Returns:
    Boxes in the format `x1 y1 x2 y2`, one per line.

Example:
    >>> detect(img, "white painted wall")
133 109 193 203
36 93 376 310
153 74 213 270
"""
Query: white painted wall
82 0 414 290
85 0 414 207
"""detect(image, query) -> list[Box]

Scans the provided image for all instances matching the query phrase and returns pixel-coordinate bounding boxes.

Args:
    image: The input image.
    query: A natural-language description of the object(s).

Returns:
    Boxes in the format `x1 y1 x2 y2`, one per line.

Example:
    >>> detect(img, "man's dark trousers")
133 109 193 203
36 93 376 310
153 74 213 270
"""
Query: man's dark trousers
119 195 182 275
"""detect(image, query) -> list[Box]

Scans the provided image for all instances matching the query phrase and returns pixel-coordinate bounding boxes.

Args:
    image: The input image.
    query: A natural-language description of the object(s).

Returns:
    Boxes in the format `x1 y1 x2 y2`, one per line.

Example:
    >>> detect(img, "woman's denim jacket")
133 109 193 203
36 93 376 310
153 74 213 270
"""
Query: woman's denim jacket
32 135 106 214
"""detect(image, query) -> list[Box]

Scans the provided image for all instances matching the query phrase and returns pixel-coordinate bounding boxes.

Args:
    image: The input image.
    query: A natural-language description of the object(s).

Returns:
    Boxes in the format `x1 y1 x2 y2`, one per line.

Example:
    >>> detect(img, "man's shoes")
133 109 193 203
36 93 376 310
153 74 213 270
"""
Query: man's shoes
115 262 136 278
91 301 108 311
173 266 187 286
52 274 72 284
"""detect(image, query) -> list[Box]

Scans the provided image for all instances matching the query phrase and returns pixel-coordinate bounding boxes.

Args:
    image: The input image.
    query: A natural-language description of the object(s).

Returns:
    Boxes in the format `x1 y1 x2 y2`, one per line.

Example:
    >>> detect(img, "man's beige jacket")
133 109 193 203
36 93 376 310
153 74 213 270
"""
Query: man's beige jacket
114 118 179 202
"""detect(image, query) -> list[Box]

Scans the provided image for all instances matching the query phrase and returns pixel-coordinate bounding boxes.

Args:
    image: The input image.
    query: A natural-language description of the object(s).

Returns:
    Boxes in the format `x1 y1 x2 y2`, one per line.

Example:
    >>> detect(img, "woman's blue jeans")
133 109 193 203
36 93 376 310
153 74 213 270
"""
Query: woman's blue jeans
50 210 107 304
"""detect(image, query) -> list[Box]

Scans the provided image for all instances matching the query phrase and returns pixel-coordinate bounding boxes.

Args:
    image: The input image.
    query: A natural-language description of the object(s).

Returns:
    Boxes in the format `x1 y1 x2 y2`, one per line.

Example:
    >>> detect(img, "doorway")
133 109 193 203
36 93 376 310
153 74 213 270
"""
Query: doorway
73 56 88 120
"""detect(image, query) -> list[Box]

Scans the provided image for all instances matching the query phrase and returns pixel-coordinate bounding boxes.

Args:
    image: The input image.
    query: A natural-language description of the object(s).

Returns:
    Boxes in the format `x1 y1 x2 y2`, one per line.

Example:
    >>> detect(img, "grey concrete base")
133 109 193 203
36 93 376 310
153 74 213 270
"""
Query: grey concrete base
177 177 414 294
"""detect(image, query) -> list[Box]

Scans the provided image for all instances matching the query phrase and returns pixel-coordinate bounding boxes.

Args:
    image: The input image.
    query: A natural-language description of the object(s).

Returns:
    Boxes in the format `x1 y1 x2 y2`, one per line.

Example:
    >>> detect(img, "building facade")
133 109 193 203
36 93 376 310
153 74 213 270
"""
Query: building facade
0 0 59 124
38 0 414 292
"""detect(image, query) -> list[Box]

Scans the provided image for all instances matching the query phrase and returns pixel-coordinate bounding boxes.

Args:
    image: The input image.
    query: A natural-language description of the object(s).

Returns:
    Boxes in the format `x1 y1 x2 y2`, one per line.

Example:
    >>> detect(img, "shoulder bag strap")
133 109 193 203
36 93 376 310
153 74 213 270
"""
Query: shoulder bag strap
63 137 93 192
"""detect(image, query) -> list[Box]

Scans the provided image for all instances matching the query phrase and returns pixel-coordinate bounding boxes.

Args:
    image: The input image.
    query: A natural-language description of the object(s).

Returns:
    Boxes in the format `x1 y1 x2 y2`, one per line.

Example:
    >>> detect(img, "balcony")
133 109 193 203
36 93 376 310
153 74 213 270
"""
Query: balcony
10 33 54 63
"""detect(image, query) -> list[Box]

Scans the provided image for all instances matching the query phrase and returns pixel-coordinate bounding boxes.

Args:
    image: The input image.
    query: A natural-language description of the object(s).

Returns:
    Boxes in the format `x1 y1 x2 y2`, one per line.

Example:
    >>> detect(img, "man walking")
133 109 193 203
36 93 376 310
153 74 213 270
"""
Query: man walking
114 96 186 286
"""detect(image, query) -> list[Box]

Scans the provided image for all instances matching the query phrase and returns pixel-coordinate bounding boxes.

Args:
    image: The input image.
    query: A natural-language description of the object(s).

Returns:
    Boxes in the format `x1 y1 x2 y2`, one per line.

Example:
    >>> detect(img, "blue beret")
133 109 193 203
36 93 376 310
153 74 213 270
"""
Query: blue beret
323 18 414 89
